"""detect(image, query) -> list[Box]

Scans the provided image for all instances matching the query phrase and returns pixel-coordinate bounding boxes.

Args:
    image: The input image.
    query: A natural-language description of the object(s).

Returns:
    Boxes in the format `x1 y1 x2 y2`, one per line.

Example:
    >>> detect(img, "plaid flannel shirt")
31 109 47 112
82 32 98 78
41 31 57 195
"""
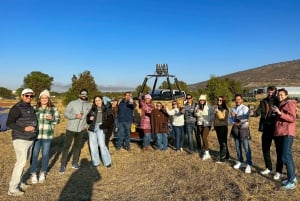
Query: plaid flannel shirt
35 106 60 139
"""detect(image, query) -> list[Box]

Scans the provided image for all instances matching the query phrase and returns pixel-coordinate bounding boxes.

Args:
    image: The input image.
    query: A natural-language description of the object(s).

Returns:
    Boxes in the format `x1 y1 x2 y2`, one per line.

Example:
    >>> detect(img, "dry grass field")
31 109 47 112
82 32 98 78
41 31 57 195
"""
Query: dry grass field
0 99 300 201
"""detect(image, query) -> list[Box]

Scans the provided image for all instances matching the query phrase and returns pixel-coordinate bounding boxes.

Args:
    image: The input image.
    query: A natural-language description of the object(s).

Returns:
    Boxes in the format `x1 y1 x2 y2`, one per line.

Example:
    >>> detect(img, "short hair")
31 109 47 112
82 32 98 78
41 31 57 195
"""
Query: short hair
80 89 88 94
277 88 288 95
234 94 243 99
124 91 131 96
186 94 192 98
267 86 277 91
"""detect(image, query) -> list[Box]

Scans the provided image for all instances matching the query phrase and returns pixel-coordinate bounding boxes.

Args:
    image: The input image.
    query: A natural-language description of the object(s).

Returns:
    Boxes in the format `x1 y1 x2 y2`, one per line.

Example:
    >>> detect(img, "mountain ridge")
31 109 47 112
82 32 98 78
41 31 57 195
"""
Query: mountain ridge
189 59 300 90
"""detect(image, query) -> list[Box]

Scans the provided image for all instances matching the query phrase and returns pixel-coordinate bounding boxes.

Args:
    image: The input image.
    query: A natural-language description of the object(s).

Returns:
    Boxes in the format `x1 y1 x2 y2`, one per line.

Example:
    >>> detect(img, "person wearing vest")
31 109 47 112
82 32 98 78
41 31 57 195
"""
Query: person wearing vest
6 88 38 196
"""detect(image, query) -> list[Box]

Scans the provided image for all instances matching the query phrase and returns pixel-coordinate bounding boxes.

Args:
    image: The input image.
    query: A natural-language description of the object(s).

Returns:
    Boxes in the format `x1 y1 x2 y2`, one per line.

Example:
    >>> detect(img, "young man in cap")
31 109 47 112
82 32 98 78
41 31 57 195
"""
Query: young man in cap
59 89 91 173
7 88 38 196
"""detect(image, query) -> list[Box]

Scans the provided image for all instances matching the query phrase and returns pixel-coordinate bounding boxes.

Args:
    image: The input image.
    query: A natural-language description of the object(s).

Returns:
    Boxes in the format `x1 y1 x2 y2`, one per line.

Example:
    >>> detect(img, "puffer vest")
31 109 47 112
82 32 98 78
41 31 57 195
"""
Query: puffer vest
13 102 38 140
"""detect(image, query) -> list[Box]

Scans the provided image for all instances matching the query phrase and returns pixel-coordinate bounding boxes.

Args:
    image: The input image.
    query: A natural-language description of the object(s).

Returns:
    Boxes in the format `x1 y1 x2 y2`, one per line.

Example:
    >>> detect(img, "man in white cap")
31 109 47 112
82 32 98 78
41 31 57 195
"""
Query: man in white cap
6 88 38 196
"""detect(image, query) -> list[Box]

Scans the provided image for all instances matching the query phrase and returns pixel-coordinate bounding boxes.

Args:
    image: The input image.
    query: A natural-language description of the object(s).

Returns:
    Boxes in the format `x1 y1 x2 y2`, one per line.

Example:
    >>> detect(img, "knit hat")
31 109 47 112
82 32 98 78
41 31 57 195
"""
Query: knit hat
21 88 34 95
199 94 207 100
144 94 152 99
39 89 50 98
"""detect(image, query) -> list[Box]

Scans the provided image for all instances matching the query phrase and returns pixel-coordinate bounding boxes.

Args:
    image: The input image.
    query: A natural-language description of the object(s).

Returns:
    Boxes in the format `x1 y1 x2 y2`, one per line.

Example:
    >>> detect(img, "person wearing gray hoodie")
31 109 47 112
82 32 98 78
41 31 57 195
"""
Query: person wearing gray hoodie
59 89 92 174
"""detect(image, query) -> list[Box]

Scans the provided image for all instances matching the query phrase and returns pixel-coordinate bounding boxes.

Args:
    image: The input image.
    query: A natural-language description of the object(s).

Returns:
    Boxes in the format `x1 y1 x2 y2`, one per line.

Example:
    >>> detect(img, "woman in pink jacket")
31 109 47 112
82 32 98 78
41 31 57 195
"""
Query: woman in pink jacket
272 88 297 190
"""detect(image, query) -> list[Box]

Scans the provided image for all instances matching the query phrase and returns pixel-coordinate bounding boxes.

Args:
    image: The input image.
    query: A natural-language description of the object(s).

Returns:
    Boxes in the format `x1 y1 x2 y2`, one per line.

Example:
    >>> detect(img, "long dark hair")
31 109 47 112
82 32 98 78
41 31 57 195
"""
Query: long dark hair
217 96 228 110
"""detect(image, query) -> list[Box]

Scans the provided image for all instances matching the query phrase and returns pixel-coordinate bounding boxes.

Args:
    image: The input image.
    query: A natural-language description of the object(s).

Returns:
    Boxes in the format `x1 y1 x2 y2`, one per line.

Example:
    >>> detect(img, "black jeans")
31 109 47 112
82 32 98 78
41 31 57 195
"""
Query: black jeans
61 130 84 167
215 126 229 161
274 136 284 173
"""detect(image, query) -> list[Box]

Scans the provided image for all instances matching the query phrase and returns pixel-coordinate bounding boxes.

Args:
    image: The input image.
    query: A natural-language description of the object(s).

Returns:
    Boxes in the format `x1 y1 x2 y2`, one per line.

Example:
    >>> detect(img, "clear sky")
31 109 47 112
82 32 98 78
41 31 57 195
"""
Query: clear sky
1 0 299 92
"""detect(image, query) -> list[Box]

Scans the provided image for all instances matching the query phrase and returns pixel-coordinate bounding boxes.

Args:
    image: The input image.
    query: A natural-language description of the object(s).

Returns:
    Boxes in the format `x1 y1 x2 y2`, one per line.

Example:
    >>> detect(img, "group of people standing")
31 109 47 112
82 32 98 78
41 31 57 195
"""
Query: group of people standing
6 85 298 196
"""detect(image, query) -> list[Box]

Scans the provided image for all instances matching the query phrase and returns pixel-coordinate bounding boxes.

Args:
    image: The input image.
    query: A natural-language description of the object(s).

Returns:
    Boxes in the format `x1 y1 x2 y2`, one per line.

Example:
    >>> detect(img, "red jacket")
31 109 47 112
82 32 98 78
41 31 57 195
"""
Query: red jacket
274 99 297 137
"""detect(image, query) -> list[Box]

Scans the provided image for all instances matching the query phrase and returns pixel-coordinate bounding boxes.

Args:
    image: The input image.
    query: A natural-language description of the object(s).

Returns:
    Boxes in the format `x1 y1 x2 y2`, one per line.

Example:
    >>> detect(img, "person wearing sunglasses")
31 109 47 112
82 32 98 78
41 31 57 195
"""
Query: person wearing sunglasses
6 88 38 196
183 94 200 154
59 89 92 174
165 101 185 152
213 96 230 163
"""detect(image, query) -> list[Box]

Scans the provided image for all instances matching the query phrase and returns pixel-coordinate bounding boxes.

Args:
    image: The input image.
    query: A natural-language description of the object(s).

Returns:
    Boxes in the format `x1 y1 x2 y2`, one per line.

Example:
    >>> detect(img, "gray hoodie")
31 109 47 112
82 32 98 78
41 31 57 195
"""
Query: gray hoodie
64 99 92 132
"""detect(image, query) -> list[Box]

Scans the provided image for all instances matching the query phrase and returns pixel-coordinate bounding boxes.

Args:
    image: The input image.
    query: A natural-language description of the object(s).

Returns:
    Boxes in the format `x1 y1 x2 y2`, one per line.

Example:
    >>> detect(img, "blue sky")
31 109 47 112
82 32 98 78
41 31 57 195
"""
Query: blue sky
1 0 299 92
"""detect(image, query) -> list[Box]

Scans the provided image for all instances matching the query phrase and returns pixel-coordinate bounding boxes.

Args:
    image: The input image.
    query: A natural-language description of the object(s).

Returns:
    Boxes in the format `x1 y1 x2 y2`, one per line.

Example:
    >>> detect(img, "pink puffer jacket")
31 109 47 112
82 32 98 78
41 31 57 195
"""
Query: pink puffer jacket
274 99 297 137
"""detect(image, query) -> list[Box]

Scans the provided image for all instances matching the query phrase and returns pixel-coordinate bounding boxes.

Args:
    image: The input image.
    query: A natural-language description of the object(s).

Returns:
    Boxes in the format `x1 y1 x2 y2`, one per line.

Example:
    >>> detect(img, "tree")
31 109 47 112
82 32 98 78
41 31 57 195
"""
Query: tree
133 84 151 97
0 87 13 99
63 71 100 106
205 76 232 104
159 80 190 93
224 78 243 95
23 71 54 98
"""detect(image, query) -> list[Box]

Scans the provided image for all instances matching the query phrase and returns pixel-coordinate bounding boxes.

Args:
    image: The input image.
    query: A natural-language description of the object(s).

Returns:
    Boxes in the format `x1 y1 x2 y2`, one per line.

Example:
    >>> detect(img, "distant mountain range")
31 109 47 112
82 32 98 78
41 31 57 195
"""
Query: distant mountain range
189 59 300 91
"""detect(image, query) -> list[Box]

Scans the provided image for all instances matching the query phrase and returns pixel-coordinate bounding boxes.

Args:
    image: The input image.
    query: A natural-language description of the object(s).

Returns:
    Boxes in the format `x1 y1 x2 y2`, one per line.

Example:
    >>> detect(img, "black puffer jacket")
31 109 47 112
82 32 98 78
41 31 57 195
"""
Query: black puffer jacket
6 101 38 140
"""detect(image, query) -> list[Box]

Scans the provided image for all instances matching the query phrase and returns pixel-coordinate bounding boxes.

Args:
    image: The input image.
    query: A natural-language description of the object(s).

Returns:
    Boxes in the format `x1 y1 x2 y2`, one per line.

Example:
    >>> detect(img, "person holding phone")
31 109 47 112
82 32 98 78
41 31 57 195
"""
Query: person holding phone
273 88 298 190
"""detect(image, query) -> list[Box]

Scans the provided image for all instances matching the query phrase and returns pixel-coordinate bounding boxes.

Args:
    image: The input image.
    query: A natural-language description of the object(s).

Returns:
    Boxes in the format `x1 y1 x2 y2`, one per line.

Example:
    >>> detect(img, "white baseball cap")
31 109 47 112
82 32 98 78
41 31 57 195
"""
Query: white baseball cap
21 88 35 95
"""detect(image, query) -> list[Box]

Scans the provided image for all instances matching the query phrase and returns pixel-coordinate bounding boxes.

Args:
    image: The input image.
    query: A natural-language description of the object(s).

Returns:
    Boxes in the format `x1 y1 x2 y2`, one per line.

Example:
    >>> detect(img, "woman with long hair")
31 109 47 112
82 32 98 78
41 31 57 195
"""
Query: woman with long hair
213 96 230 163
87 96 113 168
30 90 60 184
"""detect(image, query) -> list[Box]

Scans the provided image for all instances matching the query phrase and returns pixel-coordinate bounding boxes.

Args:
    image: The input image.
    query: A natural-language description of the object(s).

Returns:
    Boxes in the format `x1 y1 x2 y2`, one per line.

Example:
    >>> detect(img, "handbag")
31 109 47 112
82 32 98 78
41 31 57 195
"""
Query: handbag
130 122 136 133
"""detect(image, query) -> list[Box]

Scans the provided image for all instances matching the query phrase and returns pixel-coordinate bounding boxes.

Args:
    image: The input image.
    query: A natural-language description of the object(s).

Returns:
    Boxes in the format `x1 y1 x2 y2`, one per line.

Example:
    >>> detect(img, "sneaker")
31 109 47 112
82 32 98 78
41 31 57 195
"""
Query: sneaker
106 164 112 168
180 148 183 152
234 161 241 169
202 153 211 160
59 166 66 174
72 163 81 169
31 174 38 184
273 172 283 180
260 168 271 175
282 177 298 186
282 182 296 190
39 172 46 183
8 189 24 196
245 165 251 173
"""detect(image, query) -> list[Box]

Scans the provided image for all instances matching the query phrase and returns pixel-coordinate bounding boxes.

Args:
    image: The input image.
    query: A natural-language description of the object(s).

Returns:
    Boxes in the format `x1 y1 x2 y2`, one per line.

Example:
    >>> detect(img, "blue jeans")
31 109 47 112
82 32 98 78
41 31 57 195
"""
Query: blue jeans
116 122 131 149
234 138 252 165
30 139 52 173
143 132 152 148
282 136 296 183
173 126 184 151
157 133 168 150
88 123 111 166
185 123 198 152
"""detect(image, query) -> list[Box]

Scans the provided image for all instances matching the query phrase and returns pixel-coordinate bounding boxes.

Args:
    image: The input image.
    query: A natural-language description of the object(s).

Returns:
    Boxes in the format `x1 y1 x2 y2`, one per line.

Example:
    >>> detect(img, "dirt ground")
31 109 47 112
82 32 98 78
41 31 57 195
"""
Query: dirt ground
0 99 300 201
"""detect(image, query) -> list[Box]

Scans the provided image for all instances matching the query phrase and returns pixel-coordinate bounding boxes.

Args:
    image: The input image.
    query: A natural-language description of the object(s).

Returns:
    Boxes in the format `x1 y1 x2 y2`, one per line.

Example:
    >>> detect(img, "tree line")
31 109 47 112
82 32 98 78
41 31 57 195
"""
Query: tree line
0 71 244 105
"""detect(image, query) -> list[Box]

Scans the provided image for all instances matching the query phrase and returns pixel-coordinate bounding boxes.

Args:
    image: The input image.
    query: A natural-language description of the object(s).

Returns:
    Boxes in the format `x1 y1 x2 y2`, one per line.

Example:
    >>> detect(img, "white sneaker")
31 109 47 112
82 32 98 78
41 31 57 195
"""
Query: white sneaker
260 168 271 175
234 161 241 169
273 172 283 180
39 172 46 183
202 153 211 160
245 165 251 173
31 174 38 184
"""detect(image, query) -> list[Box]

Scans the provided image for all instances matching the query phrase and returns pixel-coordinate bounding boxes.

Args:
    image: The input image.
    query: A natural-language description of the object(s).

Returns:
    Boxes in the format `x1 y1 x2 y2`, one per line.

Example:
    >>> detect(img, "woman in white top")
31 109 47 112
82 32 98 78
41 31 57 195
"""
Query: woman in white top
194 94 214 160
166 101 185 152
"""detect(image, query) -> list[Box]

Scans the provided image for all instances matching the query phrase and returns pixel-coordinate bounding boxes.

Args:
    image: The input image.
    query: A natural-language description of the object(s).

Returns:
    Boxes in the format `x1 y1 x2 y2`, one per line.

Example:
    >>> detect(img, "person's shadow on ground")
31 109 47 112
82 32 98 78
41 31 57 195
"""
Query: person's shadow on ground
58 158 101 201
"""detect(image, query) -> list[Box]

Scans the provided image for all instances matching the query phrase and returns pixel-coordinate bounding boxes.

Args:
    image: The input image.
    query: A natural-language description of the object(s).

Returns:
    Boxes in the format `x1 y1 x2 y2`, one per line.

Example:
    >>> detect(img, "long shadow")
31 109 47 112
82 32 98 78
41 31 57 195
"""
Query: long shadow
59 158 101 201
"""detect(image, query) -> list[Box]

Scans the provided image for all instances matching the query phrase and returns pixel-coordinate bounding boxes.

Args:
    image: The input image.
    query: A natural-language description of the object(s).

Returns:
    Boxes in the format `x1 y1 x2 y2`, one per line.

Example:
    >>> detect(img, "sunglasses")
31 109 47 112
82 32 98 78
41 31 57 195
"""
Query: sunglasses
218 99 223 102
172 103 177 105
186 97 192 99
24 94 34 98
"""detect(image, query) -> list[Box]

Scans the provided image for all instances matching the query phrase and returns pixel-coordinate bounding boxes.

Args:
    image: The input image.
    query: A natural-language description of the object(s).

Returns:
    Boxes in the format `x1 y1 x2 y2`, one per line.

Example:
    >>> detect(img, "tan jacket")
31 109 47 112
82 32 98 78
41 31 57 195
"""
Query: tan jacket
214 108 229 127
